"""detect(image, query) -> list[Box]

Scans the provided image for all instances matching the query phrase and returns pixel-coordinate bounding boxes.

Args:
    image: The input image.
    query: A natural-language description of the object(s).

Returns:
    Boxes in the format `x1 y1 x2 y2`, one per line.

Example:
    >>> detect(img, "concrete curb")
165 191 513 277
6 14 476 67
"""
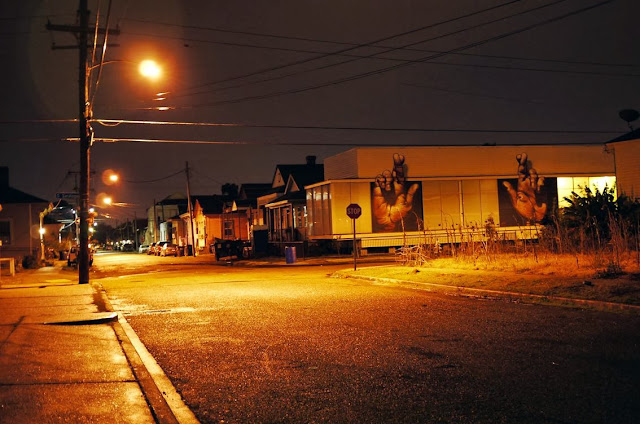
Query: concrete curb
92 282 199 424
335 272 640 313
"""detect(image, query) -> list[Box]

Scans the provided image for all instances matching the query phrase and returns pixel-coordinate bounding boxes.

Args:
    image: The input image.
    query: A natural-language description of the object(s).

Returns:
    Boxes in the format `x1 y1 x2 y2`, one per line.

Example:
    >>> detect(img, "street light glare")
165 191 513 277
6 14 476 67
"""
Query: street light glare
139 60 161 80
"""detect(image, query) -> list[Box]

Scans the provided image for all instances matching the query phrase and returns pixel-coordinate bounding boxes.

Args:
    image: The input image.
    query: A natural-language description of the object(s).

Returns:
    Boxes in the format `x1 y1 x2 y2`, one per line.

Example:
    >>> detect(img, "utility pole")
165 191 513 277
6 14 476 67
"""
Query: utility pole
47 1 119 284
185 162 197 256
133 211 138 251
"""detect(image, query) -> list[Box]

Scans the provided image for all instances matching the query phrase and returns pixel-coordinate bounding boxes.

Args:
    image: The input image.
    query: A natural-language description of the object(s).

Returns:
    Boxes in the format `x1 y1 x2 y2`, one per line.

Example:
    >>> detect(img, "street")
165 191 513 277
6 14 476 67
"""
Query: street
96 252 640 423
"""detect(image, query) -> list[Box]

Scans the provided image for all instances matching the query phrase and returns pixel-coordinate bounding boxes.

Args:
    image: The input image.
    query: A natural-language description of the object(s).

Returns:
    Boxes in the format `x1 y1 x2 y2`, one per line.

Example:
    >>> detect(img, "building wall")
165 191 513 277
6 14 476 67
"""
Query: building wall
146 203 181 244
609 139 640 199
310 145 616 248
0 202 48 259
325 145 614 180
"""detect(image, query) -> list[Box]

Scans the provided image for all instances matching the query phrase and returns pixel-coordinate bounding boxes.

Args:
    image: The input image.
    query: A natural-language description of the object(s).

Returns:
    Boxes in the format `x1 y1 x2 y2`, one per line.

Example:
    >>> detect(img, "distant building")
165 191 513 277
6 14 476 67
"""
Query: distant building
184 195 225 252
0 167 50 260
606 129 640 199
145 193 187 245
258 156 325 252
306 144 616 253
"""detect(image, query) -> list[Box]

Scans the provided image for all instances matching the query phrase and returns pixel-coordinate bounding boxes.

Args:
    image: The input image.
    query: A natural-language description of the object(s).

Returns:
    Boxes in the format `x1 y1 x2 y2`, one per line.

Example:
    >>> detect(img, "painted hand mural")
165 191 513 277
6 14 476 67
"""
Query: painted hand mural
372 153 420 231
502 153 547 223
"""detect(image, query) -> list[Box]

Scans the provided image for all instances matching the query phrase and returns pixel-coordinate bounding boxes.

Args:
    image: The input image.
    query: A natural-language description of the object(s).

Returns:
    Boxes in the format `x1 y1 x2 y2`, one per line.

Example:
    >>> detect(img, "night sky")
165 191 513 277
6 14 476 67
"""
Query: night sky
1 0 638 219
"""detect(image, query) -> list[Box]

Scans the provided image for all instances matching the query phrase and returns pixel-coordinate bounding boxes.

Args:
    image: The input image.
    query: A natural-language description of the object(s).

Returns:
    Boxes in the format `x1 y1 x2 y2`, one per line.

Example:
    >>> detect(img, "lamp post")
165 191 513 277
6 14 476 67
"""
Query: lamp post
72 3 159 283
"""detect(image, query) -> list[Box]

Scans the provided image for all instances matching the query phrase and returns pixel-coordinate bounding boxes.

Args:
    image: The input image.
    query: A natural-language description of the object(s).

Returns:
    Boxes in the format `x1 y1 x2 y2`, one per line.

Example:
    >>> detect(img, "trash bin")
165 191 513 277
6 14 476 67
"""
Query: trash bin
285 246 297 264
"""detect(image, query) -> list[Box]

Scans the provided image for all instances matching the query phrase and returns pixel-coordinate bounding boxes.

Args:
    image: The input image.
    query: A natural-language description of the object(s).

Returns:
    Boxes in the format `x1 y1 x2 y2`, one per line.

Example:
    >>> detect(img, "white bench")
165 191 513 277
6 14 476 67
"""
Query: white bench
0 257 16 277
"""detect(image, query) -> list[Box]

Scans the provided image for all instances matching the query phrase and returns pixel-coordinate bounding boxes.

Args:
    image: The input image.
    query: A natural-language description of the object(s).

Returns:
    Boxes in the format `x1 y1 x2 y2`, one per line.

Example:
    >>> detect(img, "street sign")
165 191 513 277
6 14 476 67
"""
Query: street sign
56 192 78 199
346 203 362 271
346 203 362 219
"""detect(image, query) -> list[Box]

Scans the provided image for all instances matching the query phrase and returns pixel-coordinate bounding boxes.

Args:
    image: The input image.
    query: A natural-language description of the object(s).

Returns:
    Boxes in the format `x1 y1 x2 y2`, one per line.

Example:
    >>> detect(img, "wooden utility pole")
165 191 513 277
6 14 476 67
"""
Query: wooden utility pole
185 162 197 256
47 2 119 284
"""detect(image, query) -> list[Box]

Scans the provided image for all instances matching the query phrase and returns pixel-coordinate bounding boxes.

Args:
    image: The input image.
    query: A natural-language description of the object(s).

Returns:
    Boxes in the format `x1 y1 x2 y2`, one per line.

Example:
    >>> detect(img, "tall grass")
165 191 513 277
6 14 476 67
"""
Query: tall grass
396 187 640 276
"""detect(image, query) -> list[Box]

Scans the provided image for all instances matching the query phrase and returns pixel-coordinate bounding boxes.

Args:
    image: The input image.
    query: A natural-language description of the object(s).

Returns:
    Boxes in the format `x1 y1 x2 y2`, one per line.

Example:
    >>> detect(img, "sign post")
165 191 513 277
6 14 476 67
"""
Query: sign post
346 203 362 270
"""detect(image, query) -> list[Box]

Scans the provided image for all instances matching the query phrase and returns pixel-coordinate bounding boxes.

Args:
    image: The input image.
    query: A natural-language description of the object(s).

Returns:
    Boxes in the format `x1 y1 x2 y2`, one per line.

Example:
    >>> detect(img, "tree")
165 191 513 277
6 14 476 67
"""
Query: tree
557 186 640 252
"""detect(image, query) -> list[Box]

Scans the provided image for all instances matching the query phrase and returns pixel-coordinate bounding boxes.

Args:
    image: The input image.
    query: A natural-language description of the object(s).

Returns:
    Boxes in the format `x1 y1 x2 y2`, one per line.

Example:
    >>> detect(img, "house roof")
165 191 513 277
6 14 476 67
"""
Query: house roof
272 163 324 191
239 183 273 200
606 128 640 143
266 190 306 207
0 186 48 204
192 195 228 214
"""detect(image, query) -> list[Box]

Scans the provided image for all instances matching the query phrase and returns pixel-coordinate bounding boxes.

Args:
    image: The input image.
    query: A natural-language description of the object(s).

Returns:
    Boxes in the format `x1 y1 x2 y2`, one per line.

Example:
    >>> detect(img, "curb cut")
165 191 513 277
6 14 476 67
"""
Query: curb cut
335 272 640 313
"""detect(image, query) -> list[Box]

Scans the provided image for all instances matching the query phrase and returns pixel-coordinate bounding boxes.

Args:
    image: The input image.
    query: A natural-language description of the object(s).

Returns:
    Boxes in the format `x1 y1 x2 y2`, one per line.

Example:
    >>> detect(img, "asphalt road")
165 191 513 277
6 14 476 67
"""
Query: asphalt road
96 252 640 423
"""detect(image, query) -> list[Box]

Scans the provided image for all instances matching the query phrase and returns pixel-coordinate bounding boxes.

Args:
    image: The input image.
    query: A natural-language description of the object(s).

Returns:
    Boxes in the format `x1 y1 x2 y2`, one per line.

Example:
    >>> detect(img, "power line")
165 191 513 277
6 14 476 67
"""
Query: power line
123 15 637 70
189 0 614 108
170 0 524 96
0 119 78 124
55 132 624 146
92 118 621 134
126 169 184 184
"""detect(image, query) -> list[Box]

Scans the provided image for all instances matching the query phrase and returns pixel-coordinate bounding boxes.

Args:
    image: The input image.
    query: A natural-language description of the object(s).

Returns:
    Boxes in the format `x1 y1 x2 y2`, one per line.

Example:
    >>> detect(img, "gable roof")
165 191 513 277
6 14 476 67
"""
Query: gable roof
0 186 48 204
239 183 273 200
192 195 228 214
272 164 324 190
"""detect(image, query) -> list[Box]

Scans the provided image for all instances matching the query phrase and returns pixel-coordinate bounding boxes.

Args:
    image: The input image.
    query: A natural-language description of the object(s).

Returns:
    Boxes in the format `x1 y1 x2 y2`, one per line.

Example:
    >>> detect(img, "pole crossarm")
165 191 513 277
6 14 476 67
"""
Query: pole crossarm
46 22 120 36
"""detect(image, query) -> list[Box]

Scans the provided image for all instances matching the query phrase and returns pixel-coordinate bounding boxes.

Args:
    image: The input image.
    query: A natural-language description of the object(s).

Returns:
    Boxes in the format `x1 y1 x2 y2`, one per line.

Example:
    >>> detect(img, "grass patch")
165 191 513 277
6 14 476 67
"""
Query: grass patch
353 253 640 306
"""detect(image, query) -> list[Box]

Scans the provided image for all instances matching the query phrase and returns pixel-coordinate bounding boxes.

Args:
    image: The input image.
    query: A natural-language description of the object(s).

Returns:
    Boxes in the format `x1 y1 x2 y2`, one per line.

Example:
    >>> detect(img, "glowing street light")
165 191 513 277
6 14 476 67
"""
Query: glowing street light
138 59 162 80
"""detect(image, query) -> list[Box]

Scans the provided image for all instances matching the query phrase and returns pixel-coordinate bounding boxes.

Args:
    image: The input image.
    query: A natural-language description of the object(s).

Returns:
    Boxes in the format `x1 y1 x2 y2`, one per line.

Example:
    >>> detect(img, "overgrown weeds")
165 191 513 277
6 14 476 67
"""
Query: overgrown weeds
395 187 640 278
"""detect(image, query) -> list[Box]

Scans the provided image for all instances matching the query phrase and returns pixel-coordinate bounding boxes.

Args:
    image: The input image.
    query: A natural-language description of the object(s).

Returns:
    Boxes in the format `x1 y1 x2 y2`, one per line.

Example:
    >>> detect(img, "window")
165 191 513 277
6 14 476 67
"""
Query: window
557 176 616 207
224 220 234 238
0 220 10 245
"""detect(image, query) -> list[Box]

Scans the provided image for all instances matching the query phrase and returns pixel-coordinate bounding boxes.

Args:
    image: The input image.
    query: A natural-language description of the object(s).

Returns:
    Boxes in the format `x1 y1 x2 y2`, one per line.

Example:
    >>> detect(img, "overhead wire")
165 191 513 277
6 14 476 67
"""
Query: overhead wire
123 16 637 70
175 0 575 99
88 0 114 113
125 169 184 184
169 0 525 96
188 0 614 108
92 118 619 134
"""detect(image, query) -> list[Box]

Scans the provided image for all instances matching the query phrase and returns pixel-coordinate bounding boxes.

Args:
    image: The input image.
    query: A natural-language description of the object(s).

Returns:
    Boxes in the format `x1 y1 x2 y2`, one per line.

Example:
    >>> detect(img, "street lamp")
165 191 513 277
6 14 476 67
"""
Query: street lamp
138 59 162 80
76 48 162 284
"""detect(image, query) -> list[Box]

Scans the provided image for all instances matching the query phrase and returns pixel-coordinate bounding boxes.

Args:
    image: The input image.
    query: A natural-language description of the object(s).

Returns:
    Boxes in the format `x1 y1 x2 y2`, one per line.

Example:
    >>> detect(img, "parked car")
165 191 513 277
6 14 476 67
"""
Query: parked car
138 244 150 254
67 245 94 267
147 242 157 255
154 241 169 256
160 242 178 257
121 243 135 252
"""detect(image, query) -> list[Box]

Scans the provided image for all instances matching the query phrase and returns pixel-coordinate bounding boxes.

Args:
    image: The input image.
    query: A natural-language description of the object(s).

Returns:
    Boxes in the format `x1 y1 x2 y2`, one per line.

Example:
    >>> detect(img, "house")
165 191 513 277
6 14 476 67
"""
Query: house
180 195 228 254
305 144 616 253
145 194 187 245
258 156 324 252
606 129 640 199
0 167 50 260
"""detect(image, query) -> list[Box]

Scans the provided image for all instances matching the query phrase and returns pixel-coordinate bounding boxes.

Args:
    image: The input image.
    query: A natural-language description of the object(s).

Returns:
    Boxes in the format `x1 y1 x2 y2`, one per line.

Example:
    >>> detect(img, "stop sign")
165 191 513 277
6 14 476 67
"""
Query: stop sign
346 203 362 219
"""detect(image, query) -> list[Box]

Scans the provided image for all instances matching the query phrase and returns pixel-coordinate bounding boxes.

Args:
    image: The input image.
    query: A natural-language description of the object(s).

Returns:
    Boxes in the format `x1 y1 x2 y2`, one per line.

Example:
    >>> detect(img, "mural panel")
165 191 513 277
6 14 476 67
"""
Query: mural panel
371 153 423 233
498 153 558 226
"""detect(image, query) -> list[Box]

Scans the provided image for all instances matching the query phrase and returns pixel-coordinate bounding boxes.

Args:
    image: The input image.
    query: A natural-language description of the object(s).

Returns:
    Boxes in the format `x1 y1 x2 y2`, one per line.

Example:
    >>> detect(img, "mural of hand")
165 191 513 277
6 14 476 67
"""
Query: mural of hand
373 153 419 231
502 153 547 222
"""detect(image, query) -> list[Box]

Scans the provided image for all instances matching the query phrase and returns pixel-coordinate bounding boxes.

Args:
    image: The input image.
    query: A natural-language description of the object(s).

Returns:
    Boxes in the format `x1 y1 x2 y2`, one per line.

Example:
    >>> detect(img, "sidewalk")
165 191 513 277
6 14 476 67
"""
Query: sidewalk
0 267 182 423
